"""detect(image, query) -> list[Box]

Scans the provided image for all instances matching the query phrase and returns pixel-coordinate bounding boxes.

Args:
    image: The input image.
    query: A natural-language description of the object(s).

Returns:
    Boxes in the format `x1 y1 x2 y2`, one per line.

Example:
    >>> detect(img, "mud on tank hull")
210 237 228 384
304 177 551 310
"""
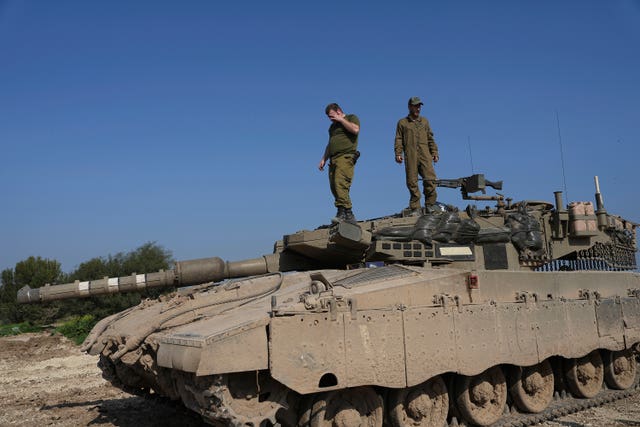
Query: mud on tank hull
84 264 640 427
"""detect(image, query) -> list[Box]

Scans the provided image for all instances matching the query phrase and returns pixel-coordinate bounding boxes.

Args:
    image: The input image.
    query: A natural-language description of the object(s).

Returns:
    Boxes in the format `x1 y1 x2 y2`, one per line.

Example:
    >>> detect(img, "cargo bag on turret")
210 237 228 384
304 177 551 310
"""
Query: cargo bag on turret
507 207 543 251
474 227 511 243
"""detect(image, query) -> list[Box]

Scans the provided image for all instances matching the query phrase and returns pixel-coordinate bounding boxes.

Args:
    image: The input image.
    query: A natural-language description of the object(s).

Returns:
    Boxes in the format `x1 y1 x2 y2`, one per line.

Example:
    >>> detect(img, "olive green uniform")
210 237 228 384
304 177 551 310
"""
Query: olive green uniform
394 115 439 209
326 114 359 209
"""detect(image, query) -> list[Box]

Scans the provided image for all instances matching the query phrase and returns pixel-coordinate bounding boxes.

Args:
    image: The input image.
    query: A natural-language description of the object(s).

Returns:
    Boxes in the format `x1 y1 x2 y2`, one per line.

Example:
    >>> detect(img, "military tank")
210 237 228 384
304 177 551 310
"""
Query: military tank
18 174 640 427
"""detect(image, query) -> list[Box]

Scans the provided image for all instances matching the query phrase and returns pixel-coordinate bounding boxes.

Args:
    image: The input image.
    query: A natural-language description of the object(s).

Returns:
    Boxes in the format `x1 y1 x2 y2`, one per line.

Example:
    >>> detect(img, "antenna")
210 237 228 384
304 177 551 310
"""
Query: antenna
555 110 569 201
467 136 475 174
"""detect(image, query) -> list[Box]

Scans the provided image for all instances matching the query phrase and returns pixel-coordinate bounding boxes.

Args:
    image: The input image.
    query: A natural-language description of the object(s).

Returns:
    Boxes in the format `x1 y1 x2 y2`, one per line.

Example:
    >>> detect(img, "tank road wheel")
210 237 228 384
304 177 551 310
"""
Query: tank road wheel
508 360 554 413
564 350 604 398
305 386 383 427
388 376 448 427
455 366 507 426
604 349 637 390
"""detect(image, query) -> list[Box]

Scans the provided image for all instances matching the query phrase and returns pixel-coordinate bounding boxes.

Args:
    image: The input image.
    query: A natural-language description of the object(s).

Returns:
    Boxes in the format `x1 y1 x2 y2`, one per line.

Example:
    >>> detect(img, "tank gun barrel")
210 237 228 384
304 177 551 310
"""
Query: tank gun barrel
17 254 281 304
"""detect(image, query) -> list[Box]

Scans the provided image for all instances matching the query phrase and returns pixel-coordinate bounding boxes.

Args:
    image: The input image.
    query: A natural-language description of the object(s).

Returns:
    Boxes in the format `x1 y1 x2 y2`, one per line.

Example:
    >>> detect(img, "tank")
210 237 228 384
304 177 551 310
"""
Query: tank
18 173 640 427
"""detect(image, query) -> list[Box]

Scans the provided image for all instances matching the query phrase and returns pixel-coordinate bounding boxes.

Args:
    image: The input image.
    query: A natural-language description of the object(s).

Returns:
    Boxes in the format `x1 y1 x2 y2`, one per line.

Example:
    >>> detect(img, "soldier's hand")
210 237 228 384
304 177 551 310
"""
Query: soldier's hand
327 110 345 122
318 158 326 171
433 154 439 163
395 155 403 164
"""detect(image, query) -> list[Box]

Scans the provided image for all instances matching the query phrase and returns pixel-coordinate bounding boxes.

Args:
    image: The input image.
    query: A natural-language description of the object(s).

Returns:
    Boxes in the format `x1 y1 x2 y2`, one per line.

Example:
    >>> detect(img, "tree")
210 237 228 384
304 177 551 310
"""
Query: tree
69 242 173 280
14 256 63 287
0 257 64 324
62 242 174 320
1 269 14 289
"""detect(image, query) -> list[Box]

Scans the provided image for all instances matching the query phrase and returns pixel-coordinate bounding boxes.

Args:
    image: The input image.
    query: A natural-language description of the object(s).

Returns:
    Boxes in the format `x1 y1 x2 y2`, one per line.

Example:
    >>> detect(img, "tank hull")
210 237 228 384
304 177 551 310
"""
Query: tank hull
86 266 640 426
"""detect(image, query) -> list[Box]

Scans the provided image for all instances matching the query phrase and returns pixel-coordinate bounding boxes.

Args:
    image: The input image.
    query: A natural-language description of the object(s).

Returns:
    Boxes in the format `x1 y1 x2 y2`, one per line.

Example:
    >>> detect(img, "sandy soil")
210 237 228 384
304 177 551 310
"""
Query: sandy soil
0 332 205 427
1 332 639 426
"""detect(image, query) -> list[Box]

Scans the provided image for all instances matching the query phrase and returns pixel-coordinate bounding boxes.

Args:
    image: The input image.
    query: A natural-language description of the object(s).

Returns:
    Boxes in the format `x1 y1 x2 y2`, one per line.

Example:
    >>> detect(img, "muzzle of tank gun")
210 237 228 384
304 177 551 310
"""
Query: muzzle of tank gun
17 254 281 304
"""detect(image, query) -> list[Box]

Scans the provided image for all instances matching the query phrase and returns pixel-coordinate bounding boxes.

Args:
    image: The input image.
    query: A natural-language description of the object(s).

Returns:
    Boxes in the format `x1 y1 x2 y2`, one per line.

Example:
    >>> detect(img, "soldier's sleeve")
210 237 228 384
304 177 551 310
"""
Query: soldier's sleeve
347 114 360 126
425 118 438 156
394 120 404 156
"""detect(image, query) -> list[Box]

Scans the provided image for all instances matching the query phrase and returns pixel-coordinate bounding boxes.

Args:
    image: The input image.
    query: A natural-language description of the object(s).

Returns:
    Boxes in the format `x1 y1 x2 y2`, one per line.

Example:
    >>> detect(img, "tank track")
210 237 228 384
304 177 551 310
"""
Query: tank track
182 373 640 427
455 382 640 427
176 371 294 427
99 350 639 427
100 352 293 427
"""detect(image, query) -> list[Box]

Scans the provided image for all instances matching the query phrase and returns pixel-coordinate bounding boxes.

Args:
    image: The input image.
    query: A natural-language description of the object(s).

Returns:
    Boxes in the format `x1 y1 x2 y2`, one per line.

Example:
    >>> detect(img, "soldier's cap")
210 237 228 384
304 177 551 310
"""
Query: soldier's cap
408 96 423 106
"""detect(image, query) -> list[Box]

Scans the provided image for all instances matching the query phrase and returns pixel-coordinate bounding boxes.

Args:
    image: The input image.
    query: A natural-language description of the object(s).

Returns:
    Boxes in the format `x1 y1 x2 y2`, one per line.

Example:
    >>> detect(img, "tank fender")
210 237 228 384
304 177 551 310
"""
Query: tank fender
596 298 626 350
269 309 406 395
157 319 269 375
622 296 640 345
269 297 633 395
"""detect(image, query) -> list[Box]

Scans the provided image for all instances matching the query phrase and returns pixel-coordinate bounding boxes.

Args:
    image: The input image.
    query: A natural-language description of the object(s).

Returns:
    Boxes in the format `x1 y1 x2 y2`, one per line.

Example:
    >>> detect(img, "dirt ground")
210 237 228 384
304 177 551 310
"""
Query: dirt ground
1 333 639 427
0 332 206 427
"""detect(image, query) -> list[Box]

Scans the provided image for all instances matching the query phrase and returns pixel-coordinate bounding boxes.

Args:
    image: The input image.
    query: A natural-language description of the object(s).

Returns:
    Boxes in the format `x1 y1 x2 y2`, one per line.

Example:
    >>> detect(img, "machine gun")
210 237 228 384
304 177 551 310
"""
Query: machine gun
434 174 503 201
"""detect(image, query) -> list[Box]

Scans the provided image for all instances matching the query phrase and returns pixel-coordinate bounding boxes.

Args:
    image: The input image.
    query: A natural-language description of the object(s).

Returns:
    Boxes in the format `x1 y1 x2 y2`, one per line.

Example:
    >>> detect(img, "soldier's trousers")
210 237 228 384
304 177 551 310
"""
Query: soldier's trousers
329 154 355 209
404 143 437 209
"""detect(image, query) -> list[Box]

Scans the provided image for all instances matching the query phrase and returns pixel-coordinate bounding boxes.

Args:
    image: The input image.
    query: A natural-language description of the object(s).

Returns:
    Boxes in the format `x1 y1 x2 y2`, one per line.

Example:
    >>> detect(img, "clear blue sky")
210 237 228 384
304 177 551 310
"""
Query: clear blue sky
1 1 639 274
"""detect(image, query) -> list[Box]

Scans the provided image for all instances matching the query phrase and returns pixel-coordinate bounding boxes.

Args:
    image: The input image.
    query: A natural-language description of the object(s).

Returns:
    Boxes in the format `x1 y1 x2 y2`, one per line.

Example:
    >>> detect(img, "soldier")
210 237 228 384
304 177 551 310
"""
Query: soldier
318 103 360 224
395 96 439 216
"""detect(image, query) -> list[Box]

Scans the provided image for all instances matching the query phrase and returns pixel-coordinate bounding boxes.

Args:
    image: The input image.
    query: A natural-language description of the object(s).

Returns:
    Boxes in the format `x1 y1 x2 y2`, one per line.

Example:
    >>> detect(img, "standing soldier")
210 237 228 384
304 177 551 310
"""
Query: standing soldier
318 103 360 224
395 96 439 215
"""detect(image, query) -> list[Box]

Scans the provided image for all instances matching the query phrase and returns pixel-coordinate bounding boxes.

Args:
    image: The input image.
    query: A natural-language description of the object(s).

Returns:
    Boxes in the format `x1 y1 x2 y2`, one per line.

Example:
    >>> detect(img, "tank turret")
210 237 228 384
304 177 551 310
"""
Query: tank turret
18 173 638 304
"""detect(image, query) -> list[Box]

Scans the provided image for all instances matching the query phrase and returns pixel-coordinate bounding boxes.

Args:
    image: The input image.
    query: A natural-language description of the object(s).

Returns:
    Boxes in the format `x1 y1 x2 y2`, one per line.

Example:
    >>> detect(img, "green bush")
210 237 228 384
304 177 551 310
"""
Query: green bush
0 322 43 336
56 315 97 345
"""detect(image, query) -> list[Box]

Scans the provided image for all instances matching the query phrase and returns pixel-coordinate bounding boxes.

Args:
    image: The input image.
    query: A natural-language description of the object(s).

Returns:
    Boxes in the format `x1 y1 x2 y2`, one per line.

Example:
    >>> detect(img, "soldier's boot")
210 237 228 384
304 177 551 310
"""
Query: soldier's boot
406 207 421 217
423 204 437 214
344 208 357 224
332 207 347 223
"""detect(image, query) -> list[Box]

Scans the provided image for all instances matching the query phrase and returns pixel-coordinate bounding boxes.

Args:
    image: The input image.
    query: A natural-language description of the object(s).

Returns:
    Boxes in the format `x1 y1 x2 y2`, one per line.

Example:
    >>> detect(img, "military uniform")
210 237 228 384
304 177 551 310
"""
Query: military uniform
327 114 359 209
395 115 439 209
